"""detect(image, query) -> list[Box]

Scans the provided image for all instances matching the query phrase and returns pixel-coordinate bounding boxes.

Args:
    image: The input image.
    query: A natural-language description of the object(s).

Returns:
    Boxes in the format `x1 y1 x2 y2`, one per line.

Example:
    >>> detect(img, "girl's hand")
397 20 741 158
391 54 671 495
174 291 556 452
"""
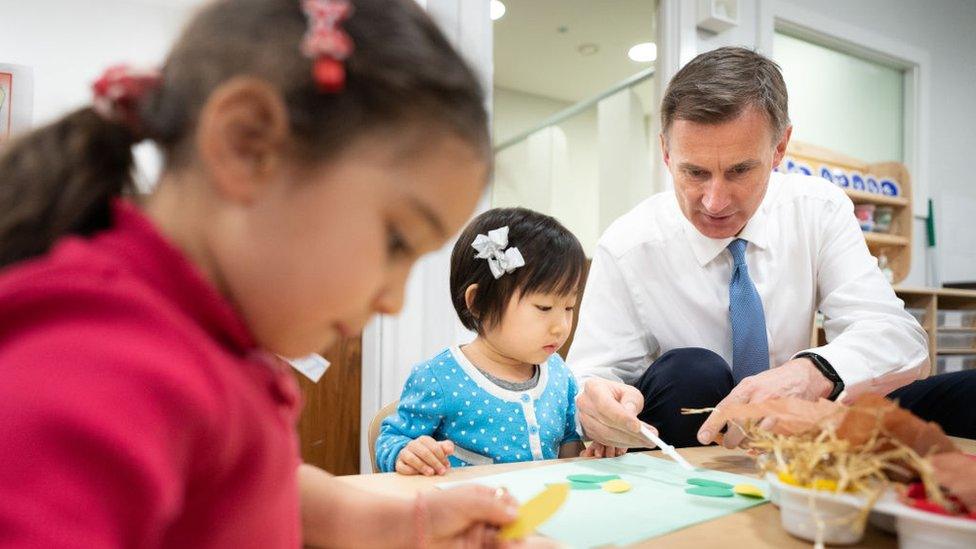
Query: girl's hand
422 485 515 547
581 442 627 458
423 487 563 548
396 436 455 476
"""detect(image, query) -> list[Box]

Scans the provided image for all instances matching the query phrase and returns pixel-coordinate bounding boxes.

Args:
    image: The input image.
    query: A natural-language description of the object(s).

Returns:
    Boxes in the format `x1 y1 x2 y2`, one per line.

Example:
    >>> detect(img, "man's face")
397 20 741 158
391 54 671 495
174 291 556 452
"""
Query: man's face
662 105 791 239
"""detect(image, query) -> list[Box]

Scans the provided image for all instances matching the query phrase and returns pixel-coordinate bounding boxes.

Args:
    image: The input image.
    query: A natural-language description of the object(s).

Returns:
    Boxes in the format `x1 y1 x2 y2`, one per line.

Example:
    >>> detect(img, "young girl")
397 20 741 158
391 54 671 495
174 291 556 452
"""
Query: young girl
377 208 614 475
0 0 526 546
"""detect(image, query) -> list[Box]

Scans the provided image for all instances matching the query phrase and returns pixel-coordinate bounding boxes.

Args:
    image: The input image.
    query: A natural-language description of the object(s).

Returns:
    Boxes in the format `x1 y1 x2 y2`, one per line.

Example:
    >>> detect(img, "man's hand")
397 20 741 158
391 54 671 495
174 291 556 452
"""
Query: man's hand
697 358 834 448
576 377 648 448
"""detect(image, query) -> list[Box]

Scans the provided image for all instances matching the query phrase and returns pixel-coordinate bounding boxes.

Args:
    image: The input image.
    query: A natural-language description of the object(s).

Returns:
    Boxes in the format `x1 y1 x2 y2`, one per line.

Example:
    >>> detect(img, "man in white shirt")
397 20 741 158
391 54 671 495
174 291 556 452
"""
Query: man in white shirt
569 47 976 453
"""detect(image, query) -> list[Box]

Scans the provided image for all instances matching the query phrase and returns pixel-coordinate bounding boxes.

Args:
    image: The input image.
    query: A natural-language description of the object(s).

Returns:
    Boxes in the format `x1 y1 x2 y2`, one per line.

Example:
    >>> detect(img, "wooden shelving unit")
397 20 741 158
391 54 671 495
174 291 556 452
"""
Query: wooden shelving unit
812 286 976 376
783 141 914 282
844 189 909 207
792 143 976 376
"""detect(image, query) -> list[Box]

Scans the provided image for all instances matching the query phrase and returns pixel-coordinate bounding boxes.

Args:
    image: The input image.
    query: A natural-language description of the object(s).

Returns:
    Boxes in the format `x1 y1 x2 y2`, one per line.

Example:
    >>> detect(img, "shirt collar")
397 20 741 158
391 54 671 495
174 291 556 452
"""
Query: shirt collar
678 174 776 267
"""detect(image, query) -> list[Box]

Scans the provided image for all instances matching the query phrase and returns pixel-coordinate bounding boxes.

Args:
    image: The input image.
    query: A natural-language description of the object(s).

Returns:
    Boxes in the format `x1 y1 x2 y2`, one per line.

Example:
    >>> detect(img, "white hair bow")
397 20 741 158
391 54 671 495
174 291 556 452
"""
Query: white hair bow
471 226 525 279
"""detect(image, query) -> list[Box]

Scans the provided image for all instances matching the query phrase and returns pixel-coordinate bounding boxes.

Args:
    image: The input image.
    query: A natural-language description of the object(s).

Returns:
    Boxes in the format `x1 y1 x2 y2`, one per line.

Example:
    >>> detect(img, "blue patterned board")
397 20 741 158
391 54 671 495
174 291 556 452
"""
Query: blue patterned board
439 453 769 548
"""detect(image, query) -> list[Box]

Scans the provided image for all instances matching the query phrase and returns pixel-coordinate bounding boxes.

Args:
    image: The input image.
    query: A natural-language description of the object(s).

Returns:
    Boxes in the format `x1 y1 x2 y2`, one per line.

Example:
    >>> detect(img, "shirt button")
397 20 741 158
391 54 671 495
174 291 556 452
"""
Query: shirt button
520 394 530 403
529 426 539 435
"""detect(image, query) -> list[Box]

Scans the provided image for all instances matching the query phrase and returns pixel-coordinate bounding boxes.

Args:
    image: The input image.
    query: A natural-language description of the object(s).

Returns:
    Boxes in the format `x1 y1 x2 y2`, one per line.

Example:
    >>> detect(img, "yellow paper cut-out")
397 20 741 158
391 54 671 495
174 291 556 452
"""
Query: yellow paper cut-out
732 483 765 498
602 479 632 493
498 483 570 541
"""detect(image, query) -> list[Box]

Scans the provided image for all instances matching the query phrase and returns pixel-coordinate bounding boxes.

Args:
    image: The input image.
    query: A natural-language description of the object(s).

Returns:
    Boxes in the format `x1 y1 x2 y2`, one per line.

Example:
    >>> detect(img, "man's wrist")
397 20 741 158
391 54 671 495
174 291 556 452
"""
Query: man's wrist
795 352 844 400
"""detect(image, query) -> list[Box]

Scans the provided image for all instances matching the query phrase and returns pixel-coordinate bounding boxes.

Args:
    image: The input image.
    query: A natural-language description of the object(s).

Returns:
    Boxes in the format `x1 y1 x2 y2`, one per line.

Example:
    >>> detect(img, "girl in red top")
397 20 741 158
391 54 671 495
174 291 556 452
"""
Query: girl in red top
0 0 526 547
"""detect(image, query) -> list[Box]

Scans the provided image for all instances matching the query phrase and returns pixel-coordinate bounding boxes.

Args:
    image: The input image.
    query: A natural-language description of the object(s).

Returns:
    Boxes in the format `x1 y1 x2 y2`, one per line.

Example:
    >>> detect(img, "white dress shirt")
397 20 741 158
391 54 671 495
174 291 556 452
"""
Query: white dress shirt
568 172 929 399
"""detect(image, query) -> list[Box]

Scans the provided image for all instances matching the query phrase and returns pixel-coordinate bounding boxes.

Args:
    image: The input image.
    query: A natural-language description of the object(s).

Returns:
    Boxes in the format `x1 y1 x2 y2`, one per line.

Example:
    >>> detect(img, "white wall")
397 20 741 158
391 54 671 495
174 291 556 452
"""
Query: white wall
0 0 195 125
0 0 199 186
688 0 976 285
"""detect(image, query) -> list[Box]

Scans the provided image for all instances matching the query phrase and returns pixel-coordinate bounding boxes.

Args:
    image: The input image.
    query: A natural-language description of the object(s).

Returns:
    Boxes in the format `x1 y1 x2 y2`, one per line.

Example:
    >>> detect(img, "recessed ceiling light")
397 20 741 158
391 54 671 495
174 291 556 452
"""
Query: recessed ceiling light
578 43 600 56
628 42 657 63
490 0 506 21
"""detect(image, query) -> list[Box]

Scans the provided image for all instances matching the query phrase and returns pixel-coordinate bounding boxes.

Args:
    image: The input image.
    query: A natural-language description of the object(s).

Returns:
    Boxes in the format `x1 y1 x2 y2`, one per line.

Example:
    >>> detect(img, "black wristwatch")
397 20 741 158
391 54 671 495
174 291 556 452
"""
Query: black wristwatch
795 352 845 401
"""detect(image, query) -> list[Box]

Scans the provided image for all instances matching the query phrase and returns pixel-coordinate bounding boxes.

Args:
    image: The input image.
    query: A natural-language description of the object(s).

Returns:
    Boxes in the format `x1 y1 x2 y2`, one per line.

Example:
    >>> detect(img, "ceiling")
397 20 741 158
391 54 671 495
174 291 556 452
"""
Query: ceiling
493 0 658 104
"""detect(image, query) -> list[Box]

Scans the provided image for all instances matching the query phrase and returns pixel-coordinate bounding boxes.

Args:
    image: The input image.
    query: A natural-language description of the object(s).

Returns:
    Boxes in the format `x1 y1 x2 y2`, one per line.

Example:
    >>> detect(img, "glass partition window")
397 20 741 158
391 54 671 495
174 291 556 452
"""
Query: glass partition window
774 31 904 162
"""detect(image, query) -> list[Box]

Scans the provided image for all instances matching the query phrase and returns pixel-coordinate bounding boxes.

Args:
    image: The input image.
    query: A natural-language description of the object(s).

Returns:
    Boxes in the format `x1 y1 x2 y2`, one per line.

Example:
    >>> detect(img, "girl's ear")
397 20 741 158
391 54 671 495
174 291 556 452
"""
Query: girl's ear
195 76 290 205
464 283 479 317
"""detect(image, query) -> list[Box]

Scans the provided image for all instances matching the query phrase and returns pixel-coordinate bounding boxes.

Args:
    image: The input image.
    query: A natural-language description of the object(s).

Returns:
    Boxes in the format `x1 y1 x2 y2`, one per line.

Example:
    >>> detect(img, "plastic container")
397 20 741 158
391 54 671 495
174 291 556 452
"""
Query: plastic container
873 492 976 549
905 308 927 324
937 332 976 350
935 354 976 374
767 474 871 545
937 310 976 329
854 204 876 232
873 206 895 233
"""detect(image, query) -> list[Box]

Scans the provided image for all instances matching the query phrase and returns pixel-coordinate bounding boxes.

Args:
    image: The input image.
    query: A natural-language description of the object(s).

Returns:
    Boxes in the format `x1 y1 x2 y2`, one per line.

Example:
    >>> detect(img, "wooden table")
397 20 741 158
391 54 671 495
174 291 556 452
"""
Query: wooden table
338 437 976 548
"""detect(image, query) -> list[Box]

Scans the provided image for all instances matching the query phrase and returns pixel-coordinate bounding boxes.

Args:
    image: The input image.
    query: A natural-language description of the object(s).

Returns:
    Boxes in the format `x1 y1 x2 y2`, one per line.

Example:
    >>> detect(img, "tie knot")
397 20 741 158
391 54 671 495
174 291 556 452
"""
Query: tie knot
727 238 748 266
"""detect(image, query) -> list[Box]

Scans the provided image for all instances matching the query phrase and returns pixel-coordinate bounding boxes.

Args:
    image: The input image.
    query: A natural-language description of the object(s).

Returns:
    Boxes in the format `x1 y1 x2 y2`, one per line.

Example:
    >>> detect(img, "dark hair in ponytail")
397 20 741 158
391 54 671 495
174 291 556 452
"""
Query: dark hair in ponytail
0 108 136 267
0 0 488 268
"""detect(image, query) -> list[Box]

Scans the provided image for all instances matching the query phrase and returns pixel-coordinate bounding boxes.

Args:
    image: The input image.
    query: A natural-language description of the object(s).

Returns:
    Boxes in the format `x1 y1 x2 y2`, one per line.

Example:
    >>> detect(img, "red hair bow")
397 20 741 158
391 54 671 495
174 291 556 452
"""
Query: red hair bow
92 64 161 136
301 0 355 93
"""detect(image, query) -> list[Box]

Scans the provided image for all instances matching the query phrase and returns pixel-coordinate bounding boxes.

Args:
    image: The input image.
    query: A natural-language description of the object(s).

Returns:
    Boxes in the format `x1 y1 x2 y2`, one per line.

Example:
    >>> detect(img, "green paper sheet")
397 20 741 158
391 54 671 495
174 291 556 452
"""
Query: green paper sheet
439 453 769 548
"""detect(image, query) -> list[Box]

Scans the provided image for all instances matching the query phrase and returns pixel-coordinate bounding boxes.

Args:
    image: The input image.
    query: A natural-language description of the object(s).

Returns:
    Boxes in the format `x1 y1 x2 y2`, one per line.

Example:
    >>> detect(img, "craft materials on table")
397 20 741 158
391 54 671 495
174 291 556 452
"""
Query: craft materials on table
439 453 769 548
713 394 976 547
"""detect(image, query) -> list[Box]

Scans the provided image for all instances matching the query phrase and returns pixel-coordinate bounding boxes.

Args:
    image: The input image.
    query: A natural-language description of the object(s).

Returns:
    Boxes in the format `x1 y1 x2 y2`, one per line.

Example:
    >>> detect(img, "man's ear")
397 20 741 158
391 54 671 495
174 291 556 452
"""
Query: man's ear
772 125 793 170
659 132 671 170
195 76 290 205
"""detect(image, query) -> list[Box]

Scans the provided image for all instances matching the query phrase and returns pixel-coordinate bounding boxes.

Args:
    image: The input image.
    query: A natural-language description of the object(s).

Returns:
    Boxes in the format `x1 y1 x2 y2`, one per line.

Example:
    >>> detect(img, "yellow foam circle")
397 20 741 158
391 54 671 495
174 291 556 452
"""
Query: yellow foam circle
732 483 765 498
602 479 632 493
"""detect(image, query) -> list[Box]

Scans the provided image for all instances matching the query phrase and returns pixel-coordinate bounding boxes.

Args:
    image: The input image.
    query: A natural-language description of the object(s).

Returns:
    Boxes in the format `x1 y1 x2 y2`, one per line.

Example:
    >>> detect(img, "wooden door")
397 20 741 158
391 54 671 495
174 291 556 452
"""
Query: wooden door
293 336 362 475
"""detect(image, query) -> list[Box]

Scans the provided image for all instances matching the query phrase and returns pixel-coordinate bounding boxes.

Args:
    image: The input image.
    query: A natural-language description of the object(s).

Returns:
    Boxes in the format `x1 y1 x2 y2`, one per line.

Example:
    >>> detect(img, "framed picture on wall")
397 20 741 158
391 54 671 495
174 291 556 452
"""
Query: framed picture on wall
0 63 34 145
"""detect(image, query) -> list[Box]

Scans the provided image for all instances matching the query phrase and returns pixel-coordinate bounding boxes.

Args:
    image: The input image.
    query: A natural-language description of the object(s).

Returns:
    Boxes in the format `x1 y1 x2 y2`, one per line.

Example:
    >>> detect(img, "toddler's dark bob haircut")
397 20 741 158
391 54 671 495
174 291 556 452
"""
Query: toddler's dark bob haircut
450 207 586 333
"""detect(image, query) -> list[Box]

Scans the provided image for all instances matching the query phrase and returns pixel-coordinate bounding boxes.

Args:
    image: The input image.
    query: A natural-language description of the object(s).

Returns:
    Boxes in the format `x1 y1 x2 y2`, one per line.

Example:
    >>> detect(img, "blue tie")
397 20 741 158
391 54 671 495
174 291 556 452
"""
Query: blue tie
727 238 769 384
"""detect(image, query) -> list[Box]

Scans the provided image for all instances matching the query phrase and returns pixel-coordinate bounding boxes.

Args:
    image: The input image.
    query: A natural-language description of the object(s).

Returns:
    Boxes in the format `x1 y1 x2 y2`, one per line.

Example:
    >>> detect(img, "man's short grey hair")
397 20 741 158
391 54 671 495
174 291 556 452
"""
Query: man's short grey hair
661 46 790 141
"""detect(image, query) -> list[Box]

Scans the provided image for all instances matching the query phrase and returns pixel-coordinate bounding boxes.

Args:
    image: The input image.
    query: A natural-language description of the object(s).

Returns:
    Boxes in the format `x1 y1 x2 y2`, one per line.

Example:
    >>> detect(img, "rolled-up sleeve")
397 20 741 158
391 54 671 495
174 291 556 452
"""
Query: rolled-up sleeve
796 196 929 397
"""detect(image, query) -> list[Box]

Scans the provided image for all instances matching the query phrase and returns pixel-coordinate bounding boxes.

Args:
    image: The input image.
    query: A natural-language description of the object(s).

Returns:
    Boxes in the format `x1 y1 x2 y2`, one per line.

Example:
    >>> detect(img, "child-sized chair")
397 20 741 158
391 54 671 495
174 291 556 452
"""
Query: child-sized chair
367 400 399 473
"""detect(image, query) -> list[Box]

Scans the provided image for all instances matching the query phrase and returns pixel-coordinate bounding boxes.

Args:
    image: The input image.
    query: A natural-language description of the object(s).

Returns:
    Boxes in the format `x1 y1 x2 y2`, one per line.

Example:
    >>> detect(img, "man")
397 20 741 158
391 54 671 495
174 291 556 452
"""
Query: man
568 46 976 453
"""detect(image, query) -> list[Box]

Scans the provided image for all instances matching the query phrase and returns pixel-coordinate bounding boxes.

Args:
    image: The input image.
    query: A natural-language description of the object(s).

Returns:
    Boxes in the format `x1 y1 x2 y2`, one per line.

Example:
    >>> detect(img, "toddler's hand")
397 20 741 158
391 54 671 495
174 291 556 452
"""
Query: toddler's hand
581 442 627 458
395 436 455 476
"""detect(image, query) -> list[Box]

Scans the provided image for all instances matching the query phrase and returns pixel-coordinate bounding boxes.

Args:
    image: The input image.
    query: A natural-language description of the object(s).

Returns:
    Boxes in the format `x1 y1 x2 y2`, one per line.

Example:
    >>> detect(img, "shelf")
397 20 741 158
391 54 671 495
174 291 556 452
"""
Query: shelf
845 189 910 207
937 327 976 332
895 286 976 298
937 349 976 355
864 232 910 247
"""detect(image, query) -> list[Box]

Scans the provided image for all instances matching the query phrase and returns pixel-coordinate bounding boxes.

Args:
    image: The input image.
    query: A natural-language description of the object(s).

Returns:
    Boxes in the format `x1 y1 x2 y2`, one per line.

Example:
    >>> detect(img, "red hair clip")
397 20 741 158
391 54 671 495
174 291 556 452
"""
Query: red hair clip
301 0 355 93
92 64 161 135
